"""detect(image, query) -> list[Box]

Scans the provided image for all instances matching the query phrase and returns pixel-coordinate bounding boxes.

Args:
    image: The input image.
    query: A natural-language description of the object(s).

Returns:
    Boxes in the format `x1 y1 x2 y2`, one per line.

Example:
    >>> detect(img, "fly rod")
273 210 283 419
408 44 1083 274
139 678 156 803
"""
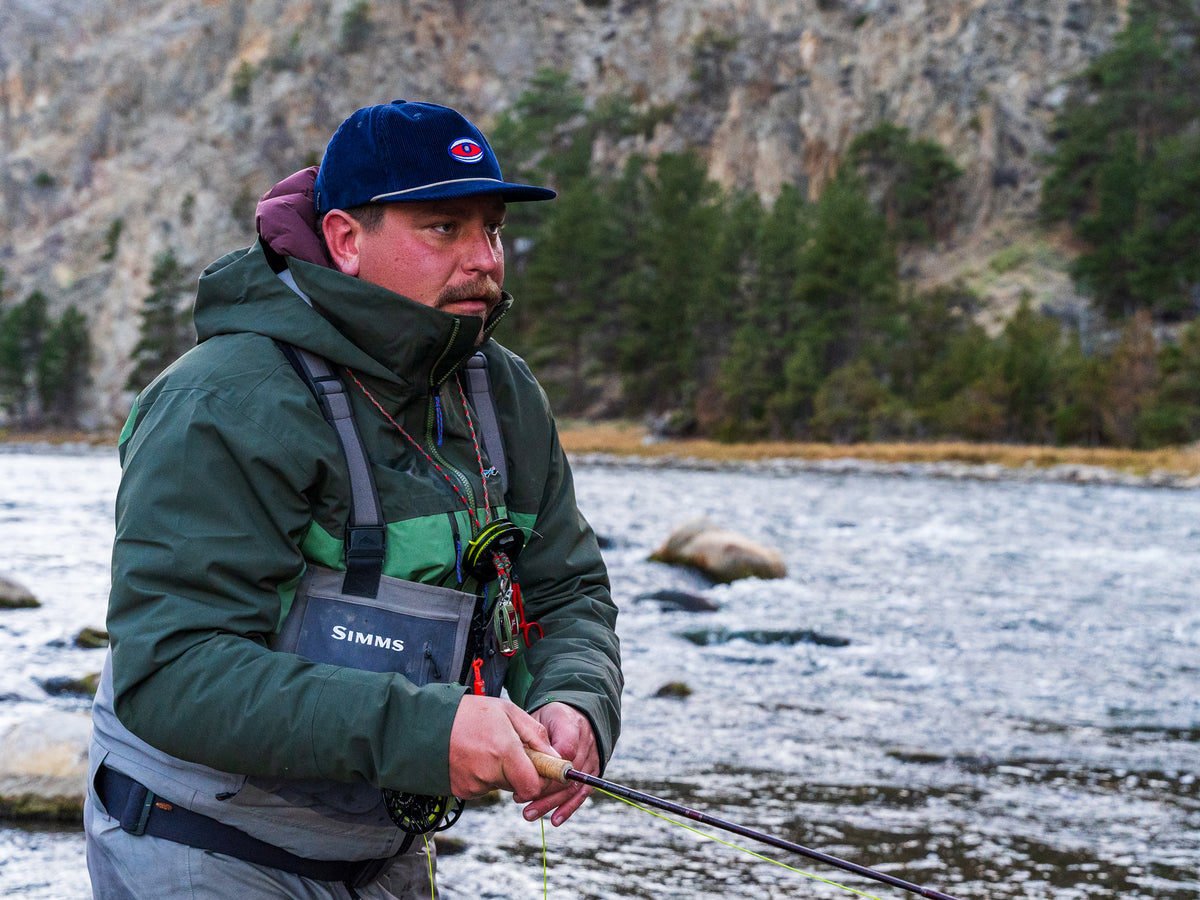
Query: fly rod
527 750 965 900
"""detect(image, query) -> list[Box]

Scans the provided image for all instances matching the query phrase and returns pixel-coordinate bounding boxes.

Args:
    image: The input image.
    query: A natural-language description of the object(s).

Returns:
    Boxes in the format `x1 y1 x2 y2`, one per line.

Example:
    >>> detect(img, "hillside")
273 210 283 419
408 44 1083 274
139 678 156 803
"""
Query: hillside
0 0 1127 427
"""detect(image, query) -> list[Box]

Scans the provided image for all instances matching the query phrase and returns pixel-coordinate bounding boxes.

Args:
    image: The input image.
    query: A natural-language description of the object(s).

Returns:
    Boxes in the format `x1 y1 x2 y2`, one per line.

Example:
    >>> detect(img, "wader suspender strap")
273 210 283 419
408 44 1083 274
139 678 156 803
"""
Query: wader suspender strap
271 262 509 597
270 261 385 598
463 353 509 495
278 342 386 599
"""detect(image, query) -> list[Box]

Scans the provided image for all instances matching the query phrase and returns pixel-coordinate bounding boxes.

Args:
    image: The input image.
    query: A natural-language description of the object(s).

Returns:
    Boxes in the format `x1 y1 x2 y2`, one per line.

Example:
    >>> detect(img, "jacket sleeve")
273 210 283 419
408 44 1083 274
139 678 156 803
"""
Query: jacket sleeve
494 358 623 768
108 370 465 798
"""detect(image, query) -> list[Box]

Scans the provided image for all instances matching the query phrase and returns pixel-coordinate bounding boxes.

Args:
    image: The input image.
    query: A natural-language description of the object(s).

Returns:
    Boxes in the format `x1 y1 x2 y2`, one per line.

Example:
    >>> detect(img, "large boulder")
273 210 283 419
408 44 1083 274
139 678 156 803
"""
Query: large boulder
650 517 787 584
0 709 91 822
0 574 39 609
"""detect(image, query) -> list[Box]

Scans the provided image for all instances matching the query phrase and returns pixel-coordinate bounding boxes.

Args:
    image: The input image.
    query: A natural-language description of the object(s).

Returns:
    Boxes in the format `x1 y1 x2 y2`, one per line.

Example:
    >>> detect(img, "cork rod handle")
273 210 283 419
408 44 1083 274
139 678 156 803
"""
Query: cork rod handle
526 748 574 783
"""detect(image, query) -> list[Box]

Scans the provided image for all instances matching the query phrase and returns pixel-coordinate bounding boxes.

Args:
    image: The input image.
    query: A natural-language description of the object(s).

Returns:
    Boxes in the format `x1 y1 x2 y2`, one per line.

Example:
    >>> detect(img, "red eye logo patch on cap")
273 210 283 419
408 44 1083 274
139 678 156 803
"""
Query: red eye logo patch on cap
448 138 485 163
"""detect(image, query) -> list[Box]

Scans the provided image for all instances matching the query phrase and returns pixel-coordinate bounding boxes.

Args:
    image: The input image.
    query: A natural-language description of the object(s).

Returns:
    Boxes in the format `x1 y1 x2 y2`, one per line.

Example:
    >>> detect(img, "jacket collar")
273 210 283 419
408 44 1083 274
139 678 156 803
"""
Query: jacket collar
286 258 510 393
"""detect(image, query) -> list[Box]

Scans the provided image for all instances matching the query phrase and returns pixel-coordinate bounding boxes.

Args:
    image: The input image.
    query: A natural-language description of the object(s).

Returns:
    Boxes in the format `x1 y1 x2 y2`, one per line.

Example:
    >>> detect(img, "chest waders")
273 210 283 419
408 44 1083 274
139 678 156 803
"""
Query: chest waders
274 340 522 841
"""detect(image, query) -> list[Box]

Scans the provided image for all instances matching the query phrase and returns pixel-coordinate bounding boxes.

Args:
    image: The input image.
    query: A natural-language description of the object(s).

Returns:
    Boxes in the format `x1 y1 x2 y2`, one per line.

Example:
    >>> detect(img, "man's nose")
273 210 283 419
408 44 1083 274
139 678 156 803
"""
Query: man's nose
463 227 502 273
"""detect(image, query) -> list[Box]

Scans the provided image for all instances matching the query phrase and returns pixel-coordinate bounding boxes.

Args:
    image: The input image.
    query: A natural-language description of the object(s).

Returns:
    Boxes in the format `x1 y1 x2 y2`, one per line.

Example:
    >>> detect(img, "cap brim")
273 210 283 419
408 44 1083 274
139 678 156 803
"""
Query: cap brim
370 179 556 204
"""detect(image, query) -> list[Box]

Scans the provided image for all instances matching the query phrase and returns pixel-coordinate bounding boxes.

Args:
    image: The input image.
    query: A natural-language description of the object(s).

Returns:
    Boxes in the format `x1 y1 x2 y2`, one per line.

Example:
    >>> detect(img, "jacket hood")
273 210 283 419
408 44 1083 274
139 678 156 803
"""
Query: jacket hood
194 168 511 391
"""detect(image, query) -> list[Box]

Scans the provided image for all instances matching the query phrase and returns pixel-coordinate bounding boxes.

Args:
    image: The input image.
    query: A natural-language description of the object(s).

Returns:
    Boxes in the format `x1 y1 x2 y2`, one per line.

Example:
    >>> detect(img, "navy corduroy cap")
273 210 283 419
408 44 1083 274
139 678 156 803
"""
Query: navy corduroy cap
313 100 556 215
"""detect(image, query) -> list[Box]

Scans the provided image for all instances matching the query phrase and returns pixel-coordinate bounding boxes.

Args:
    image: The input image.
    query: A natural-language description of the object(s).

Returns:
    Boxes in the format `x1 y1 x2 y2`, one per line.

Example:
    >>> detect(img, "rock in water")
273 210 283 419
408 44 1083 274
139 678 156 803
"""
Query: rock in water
0 710 91 822
634 589 720 612
650 517 787 583
0 574 39 609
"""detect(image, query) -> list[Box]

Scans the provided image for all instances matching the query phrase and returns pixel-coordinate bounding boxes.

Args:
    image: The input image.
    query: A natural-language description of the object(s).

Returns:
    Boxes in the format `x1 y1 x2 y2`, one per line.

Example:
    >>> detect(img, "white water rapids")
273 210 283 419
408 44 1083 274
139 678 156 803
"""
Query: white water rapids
0 447 1197 899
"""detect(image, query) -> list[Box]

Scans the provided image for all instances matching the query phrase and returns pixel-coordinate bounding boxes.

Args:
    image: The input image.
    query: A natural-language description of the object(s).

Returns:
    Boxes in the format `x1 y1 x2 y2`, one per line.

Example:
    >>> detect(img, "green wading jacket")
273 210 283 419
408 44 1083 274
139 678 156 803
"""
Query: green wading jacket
92 230 621 859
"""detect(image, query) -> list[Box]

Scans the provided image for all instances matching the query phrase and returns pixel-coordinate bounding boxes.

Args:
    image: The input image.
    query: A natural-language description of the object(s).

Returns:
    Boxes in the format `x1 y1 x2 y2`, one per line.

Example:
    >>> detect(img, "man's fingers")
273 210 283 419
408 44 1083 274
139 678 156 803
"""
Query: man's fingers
505 705 554 755
450 696 556 798
521 781 593 825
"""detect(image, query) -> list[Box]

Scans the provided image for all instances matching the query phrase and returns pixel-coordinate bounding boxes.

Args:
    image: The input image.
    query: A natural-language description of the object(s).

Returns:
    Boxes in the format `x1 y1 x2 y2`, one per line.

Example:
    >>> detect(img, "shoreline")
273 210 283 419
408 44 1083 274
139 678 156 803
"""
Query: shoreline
568 450 1200 489
557 423 1200 490
5 424 1199 489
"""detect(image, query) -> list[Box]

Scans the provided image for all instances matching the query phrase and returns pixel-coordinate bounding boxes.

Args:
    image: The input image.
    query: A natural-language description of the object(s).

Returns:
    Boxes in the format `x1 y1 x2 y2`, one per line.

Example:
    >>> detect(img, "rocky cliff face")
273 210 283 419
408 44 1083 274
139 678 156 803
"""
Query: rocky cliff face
0 0 1126 427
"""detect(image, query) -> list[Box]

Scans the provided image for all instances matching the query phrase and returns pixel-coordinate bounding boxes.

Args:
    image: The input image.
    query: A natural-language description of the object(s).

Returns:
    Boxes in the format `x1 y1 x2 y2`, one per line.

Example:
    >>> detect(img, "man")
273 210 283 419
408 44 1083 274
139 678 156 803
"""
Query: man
86 100 623 899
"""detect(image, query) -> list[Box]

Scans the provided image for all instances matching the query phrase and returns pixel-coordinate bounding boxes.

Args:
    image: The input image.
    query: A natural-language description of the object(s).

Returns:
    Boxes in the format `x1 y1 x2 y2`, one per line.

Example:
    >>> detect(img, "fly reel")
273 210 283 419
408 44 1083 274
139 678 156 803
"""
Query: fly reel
382 789 465 835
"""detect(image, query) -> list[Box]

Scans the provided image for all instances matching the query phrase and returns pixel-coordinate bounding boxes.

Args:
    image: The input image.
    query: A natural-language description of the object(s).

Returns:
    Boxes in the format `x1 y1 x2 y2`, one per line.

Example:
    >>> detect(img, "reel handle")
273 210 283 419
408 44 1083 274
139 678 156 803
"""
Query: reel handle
526 748 573 784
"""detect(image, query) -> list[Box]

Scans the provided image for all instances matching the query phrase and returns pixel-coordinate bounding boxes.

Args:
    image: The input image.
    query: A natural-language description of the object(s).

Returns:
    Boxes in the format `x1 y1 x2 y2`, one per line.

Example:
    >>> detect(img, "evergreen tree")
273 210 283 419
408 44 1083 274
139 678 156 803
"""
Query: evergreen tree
508 177 626 414
917 324 1004 441
717 184 808 437
848 122 962 243
1068 131 1143 318
1137 317 1200 445
614 152 728 419
790 172 899 390
998 296 1065 442
889 283 980 411
489 68 591 190
126 249 194 393
0 290 48 424
36 306 91 426
1040 1 1200 318
1123 133 1200 319
809 358 906 443
694 187 763 430
1052 333 1109 447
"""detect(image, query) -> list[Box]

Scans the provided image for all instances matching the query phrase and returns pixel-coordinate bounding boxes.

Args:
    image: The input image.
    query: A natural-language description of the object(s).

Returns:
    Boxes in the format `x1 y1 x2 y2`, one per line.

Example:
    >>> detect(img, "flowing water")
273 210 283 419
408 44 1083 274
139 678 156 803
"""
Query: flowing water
0 448 1196 899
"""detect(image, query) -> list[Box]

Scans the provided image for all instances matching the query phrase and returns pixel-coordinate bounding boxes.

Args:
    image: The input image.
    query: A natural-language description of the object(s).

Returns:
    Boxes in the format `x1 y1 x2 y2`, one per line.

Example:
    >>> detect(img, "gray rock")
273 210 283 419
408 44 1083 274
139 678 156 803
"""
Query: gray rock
650 517 786 584
0 574 39 609
0 709 91 822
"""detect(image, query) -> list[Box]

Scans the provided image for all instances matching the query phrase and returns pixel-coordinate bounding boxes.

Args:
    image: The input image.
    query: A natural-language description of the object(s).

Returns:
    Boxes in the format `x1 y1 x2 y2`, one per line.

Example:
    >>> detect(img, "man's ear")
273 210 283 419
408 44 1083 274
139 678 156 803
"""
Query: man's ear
321 209 362 276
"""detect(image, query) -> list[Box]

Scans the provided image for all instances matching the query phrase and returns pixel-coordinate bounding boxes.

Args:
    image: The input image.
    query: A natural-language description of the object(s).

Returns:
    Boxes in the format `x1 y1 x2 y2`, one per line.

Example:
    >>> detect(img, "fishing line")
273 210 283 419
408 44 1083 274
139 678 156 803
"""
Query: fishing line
423 832 435 900
541 817 548 899
527 750 963 900
589 783 886 900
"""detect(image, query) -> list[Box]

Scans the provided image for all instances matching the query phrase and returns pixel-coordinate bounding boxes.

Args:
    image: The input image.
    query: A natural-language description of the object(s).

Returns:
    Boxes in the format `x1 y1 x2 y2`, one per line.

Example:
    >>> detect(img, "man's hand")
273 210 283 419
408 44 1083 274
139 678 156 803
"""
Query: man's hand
521 702 600 827
447 695 554 800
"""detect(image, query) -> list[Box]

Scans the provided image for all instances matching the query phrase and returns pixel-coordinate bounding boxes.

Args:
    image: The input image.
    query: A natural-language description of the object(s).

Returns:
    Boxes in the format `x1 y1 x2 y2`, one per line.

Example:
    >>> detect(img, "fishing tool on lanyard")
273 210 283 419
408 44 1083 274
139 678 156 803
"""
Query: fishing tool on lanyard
348 368 541 835
462 517 527 657
527 750 967 900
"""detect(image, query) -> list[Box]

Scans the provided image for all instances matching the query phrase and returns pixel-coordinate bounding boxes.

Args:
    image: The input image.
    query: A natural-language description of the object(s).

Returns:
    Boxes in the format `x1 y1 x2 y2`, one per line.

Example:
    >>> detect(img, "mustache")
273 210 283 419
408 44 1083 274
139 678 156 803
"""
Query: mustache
437 278 502 309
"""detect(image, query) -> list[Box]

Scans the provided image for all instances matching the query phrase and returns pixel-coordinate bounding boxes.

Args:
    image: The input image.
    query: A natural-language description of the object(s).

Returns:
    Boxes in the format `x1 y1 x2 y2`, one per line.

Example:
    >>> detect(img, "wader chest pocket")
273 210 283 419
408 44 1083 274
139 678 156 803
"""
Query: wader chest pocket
274 566 477 686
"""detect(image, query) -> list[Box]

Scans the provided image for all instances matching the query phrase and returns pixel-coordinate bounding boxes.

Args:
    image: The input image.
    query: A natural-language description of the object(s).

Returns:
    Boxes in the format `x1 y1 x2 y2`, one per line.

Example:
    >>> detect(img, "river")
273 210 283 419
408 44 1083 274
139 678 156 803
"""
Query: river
0 447 1196 899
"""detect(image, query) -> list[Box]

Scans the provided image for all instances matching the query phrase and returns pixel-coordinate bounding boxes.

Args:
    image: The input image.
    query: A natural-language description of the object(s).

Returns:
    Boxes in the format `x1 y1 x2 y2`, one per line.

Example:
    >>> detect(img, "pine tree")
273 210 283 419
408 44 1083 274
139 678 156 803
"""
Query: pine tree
510 177 626 414
998 296 1065 443
614 152 727 420
1124 133 1200 319
792 172 899 381
36 306 92 426
1137 317 1200 445
0 291 48 424
1052 333 1109 447
718 184 808 437
126 249 194 393
1040 1 1200 318
848 122 962 243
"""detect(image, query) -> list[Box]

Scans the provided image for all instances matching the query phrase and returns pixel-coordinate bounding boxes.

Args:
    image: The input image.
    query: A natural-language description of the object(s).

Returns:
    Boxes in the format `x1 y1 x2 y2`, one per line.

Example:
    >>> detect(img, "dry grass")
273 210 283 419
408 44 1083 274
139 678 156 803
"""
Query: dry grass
558 421 1200 478
0 428 120 448
7 423 1199 478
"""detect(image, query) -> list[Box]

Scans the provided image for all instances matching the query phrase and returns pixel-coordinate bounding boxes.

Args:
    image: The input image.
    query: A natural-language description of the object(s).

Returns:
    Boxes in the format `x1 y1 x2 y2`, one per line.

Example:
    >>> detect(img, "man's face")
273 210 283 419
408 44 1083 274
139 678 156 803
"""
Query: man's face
353 195 506 321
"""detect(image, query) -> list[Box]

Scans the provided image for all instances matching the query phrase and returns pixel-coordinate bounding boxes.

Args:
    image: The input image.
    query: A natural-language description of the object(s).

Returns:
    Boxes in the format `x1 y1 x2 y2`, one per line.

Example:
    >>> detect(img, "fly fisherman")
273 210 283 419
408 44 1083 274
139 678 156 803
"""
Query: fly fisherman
86 100 623 899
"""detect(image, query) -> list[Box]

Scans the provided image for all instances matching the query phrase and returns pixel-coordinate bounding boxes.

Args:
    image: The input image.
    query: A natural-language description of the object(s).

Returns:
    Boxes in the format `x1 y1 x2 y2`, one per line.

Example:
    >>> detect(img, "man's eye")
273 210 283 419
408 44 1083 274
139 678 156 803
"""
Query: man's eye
486 223 506 236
